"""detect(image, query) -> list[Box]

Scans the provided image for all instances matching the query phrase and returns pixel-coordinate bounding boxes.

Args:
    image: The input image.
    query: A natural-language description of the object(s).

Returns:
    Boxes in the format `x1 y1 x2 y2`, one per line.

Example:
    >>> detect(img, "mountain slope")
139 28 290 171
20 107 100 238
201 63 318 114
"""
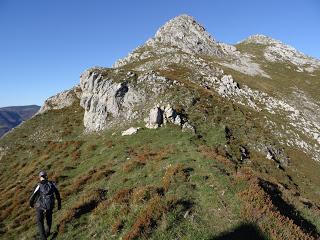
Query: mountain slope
0 15 319 240
0 105 40 137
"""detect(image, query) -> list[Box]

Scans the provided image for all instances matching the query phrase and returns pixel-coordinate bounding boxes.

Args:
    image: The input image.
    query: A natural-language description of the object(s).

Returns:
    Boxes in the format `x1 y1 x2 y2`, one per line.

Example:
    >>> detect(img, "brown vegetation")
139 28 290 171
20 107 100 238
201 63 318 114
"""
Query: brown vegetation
238 176 316 240
123 145 174 173
162 164 190 192
58 189 106 233
123 195 165 240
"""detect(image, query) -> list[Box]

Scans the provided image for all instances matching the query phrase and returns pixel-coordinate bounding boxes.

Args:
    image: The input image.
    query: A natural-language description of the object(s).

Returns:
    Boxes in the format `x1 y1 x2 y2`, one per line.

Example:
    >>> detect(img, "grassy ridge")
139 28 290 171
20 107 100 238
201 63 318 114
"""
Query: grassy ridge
0 97 319 239
234 42 320 102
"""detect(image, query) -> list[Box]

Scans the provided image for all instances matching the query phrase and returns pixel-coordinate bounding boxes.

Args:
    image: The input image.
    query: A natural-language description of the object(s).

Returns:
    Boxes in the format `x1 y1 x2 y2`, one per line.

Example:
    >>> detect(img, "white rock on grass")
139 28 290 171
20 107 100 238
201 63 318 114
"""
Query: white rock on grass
182 122 195 134
122 127 140 136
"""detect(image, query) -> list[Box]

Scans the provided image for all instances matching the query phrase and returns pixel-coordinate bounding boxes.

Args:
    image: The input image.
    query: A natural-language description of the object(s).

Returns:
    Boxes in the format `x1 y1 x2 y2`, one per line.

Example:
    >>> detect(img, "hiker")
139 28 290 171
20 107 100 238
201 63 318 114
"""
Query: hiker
29 171 61 240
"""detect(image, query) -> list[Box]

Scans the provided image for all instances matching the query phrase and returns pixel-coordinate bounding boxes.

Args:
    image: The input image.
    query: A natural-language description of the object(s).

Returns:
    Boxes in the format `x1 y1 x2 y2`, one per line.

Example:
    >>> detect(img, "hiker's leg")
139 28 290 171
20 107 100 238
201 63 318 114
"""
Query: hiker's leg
36 208 46 240
45 209 52 237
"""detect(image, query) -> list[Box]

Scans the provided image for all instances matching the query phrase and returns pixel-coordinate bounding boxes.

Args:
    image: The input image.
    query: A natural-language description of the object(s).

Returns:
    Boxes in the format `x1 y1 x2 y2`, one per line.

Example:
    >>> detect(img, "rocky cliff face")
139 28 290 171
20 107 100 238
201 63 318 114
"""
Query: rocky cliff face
79 69 144 131
39 14 320 162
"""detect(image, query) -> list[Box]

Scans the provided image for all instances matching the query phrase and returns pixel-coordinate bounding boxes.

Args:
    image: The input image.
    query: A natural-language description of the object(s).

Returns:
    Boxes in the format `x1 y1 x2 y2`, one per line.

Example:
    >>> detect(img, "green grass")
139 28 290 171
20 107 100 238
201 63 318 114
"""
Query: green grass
0 98 319 239
1 55 320 239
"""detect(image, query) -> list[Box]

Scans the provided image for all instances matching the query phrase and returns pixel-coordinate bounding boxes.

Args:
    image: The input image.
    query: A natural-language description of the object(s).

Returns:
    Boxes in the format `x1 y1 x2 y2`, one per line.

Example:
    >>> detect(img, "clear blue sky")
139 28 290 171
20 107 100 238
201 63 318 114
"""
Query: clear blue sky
0 0 319 107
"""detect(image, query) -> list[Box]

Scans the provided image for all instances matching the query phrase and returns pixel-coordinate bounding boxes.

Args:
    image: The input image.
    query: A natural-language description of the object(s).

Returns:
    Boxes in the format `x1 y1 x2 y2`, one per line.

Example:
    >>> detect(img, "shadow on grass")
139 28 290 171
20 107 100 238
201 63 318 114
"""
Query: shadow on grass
259 179 319 239
211 223 267 240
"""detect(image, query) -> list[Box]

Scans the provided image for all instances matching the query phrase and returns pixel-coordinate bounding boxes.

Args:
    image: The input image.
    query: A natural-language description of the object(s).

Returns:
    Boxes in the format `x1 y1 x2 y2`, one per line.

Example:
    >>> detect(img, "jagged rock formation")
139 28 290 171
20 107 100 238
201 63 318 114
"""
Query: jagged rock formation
79 69 144 131
151 14 223 56
144 104 194 132
114 15 269 78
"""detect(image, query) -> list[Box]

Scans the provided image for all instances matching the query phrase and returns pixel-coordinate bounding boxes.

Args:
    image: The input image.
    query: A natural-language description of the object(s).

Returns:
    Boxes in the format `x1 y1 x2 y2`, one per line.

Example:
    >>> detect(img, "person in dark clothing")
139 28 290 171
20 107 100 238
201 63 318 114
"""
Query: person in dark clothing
29 171 61 240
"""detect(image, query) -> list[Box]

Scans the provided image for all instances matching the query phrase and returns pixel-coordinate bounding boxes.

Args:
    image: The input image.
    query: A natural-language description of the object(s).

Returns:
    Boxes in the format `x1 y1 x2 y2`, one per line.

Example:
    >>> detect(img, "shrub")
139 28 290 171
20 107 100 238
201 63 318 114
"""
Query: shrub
71 150 81 161
86 144 97 152
162 164 188 192
123 195 165 240
111 188 133 205
132 185 164 204
111 218 125 234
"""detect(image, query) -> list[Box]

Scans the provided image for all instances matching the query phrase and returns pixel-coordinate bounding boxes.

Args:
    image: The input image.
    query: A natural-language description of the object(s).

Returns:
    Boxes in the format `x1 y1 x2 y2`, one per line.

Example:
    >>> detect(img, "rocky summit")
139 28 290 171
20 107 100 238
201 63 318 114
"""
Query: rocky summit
41 14 320 162
1 15 320 240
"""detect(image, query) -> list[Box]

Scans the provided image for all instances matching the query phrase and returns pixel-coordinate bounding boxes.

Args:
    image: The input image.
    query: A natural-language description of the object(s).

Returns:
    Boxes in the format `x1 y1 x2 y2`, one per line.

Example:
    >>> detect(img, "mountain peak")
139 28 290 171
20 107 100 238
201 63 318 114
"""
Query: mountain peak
150 14 223 56
240 34 280 45
154 14 206 38
240 34 320 70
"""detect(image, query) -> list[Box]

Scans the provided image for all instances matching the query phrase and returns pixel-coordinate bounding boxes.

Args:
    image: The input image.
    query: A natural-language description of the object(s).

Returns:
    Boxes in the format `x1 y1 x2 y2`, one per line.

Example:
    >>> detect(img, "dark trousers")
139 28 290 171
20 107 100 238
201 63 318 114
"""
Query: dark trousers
36 208 52 240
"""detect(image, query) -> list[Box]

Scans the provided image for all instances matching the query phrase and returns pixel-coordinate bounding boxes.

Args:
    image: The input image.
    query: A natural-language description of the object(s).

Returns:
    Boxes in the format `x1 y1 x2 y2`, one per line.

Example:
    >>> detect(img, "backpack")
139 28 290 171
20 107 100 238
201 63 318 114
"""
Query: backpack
38 181 55 210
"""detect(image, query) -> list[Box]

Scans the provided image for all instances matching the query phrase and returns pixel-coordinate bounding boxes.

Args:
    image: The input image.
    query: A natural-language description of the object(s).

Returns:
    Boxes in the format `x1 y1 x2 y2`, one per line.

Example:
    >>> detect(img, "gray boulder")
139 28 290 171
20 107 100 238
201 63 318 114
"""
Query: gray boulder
144 104 194 133
144 106 164 129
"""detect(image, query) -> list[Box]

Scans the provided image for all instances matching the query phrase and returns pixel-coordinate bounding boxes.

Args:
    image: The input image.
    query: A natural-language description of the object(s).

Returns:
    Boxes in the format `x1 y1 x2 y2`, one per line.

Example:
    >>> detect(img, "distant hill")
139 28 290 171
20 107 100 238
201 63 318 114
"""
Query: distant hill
0 105 40 137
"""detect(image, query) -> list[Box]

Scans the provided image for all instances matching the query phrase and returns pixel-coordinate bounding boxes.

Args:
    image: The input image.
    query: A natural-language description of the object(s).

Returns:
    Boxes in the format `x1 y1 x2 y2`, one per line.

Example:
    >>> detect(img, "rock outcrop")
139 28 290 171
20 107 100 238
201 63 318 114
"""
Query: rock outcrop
80 69 144 132
217 75 240 96
114 15 269 78
38 86 81 114
144 104 195 133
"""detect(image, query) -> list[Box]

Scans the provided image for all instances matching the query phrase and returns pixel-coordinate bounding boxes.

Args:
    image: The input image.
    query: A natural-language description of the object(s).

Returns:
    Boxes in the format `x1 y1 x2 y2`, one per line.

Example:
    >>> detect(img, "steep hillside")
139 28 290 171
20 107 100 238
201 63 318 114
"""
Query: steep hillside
0 105 40 137
0 15 319 240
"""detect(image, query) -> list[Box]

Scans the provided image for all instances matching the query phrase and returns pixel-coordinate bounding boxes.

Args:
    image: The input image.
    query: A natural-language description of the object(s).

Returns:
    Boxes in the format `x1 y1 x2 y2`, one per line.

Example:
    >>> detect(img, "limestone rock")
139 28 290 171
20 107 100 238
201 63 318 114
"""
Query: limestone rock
122 127 140 136
150 14 223 57
38 86 81 114
163 104 182 126
80 69 144 132
264 145 289 167
113 15 269 78
218 75 240 96
144 106 164 129
182 122 195 134
144 104 192 132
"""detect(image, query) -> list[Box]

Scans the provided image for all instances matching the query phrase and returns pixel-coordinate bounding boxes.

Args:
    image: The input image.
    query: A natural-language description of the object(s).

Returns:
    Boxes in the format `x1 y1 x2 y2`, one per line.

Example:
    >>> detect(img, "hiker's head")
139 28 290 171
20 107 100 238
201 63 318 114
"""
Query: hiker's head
39 171 48 180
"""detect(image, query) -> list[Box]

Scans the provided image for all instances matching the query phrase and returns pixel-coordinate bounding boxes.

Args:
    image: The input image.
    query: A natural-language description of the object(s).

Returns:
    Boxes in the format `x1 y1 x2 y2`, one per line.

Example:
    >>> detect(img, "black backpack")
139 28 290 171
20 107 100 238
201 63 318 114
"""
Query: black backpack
38 181 55 210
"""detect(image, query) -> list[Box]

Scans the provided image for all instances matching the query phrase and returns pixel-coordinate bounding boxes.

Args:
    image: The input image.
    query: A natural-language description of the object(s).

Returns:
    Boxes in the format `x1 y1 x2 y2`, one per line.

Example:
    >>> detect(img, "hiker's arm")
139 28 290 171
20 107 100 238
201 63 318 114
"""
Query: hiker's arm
54 184 62 209
29 185 39 208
